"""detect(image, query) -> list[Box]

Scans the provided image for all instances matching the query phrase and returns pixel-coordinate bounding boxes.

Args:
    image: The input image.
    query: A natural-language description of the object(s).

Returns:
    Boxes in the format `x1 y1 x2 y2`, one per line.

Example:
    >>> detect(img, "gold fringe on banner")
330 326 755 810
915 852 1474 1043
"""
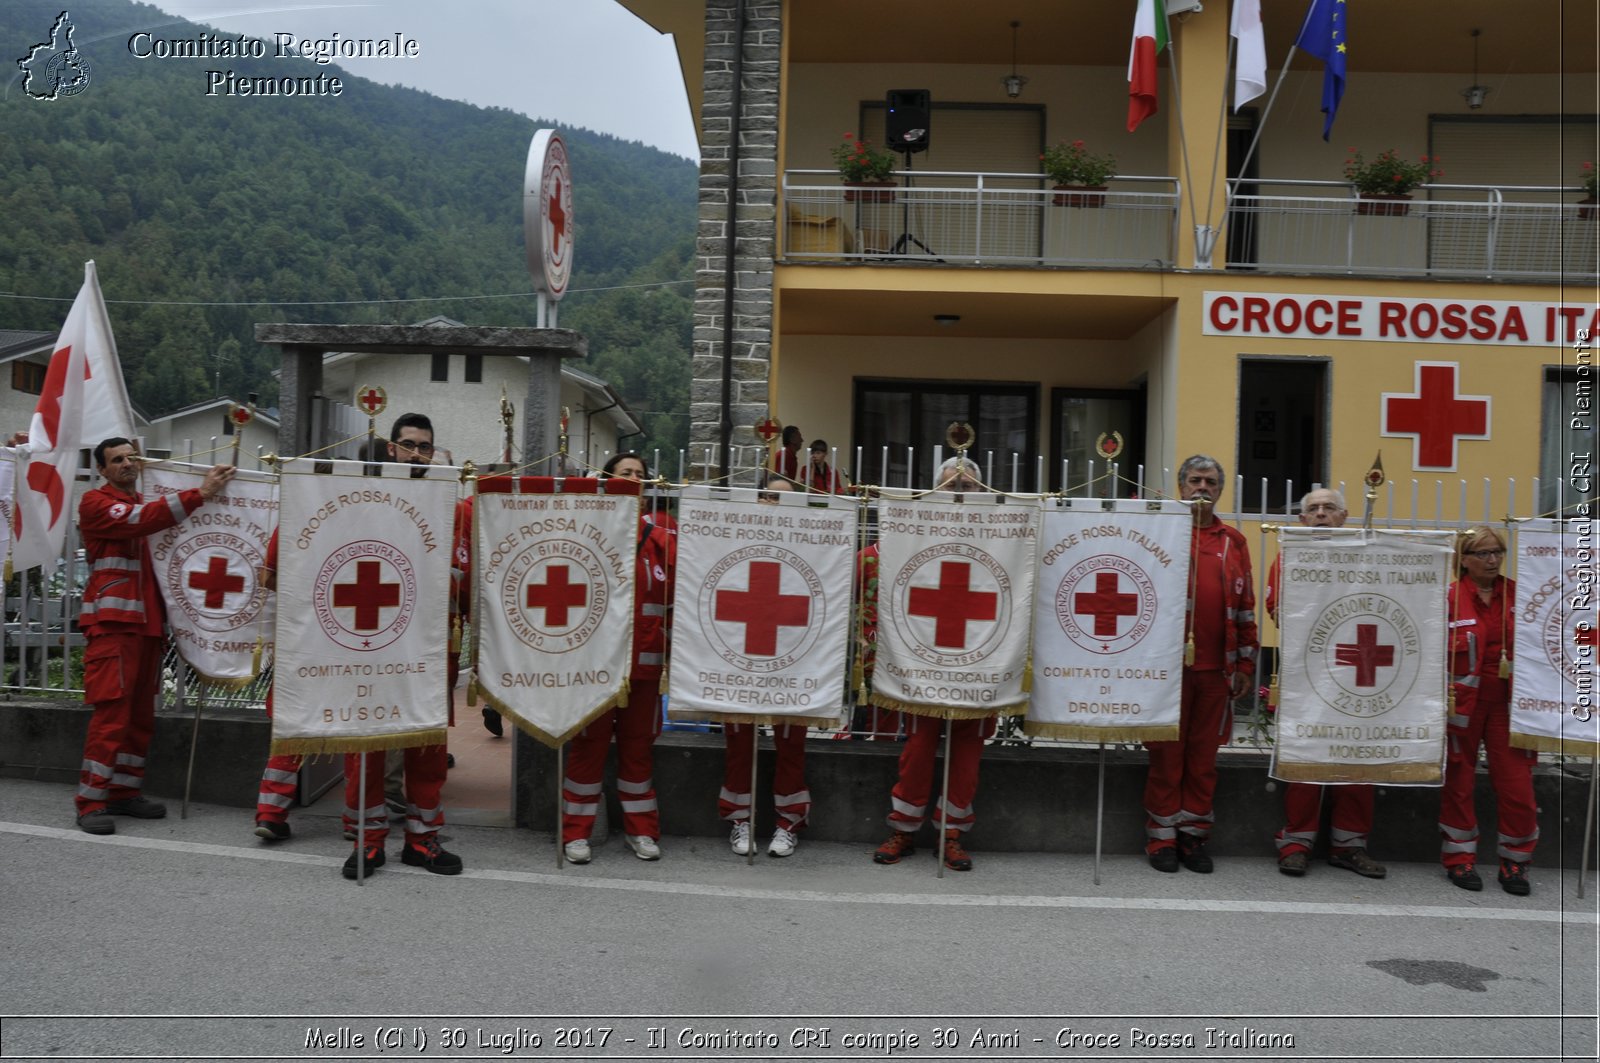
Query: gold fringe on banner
1273 761 1442 784
466 673 479 708
481 686 624 750
270 727 449 757
1021 655 1033 694
1511 732 1600 756
449 616 461 656
869 692 1025 721
1022 720 1179 743
250 637 263 679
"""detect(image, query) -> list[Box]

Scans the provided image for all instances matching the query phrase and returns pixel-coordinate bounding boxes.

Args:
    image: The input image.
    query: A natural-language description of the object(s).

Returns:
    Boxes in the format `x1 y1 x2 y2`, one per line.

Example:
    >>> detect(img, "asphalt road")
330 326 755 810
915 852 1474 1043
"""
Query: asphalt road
2 776 1596 1062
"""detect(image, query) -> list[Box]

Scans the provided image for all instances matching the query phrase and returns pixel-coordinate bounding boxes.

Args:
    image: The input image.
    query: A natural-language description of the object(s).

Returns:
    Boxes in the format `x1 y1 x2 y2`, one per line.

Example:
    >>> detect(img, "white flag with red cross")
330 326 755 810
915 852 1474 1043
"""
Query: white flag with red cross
1510 520 1599 756
143 460 277 687
271 459 456 754
471 476 638 746
869 492 1040 719
1027 499 1191 742
667 487 857 724
1272 527 1454 784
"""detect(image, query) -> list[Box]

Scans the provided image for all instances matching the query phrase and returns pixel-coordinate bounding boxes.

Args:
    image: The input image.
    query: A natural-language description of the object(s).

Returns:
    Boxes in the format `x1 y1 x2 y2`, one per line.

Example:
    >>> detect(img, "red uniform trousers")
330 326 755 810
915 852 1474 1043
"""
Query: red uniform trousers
1439 688 1538 868
342 654 460 845
562 678 662 844
1275 783 1375 857
885 714 996 834
76 632 165 815
1143 670 1231 853
255 693 361 833
719 722 811 831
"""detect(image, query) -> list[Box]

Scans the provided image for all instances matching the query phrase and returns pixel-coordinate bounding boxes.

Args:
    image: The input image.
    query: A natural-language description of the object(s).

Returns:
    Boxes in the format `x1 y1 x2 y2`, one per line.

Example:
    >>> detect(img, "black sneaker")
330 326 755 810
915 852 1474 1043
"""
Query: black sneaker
104 796 167 819
1328 847 1387 879
341 845 386 879
1179 838 1214 874
401 836 463 875
76 810 115 835
254 819 291 842
1447 863 1483 891
1498 860 1531 896
482 706 503 737
1148 847 1179 873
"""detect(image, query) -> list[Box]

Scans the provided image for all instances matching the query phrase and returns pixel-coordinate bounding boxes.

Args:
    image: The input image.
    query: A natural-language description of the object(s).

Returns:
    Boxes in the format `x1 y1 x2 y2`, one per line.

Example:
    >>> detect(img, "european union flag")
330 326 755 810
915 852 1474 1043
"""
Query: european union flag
1294 0 1347 140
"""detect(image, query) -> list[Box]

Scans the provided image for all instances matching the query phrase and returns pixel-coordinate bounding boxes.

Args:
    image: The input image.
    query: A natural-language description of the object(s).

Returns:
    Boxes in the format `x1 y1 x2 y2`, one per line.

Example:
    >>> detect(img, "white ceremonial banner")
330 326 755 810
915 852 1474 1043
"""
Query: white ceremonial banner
668 486 856 724
1027 499 1190 742
870 491 1040 719
472 476 638 746
145 461 277 687
0 450 13 617
1511 519 1600 755
1272 528 1454 784
271 459 456 754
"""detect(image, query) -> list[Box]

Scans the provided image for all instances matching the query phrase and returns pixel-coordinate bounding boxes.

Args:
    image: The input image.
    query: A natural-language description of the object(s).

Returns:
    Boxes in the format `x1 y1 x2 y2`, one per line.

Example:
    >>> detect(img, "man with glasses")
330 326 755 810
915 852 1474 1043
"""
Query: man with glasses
1265 488 1387 880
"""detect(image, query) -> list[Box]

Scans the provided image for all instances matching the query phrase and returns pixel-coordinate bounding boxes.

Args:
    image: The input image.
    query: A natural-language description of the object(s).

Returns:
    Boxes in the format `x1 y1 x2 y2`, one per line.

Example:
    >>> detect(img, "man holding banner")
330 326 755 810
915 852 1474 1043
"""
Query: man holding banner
1265 489 1386 879
74 439 234 834
1144 456 1257 874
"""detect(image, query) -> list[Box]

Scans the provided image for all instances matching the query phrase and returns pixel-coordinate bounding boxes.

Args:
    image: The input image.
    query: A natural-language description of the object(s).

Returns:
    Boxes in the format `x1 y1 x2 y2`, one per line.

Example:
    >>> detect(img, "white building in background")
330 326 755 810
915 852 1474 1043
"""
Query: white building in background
318 317 641 471
142 398 279 471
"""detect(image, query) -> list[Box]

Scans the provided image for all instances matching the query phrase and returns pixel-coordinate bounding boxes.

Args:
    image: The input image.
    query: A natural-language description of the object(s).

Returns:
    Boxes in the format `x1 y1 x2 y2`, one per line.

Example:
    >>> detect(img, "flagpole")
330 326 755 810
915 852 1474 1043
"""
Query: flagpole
356 752 368 886
557 741 566 869
1198 33 1238 235
1093 742 1106 887
1578 755 1597 900
178 651 202 820
748 723 759 867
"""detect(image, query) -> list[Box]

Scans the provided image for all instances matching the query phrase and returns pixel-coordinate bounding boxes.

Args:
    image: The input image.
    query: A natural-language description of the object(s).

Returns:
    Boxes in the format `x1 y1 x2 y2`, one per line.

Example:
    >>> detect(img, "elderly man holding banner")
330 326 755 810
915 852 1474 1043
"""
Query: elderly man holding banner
1143 455 1257 874
1265 489 1386 879
869 456 1039 873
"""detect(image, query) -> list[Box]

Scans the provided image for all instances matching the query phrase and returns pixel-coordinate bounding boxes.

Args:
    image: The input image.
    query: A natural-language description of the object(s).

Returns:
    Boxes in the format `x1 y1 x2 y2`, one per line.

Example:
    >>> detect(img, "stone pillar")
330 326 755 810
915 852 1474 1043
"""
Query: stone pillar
693 0 780 484
523 353 563 474
276 344 322 457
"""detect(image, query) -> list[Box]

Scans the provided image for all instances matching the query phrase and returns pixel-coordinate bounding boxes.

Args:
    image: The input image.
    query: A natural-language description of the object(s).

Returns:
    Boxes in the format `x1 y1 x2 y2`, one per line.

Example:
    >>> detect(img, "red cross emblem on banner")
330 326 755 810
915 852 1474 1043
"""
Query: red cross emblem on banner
715 560 810 656
1074 571 1139 641
908 560 998 649
355 385 387 417
526 564 587 627
1381 362 1490 471
333 559 400 632
1334 623 1396 687
188 555 245 609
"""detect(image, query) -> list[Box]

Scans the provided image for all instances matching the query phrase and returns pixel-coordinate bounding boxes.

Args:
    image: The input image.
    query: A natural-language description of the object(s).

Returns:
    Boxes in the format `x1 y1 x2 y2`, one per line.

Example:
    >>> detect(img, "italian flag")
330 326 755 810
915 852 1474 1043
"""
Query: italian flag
1127 0 1169 132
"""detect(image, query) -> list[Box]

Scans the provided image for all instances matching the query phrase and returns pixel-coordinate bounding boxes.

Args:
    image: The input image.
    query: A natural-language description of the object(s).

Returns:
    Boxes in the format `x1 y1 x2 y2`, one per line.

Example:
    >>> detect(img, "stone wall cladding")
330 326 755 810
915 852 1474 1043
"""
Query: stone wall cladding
693 0 780 485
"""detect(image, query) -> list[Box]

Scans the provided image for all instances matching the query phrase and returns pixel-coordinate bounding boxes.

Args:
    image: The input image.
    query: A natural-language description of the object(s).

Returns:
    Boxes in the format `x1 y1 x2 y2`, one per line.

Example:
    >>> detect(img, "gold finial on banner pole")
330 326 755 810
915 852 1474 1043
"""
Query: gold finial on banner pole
1096 431 1124 492
355 383 388 461
1362 451 1384 533
499 385 516 465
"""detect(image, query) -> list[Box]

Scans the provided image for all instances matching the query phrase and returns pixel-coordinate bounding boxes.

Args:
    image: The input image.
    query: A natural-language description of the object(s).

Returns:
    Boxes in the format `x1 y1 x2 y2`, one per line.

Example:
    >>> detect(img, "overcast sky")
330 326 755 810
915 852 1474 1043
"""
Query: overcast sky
148 1 700 160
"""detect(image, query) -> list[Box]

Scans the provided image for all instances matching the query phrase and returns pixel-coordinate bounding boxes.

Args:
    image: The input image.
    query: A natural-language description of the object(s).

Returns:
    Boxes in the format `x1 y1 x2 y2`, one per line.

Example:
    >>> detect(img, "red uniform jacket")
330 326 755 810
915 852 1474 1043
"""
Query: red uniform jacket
78 483 204 634
632 515 676 680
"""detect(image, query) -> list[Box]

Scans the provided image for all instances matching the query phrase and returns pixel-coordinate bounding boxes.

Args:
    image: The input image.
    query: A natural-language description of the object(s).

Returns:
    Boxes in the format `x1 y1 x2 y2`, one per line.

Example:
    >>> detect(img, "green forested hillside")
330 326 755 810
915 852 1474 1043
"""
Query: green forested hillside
1 0 695 455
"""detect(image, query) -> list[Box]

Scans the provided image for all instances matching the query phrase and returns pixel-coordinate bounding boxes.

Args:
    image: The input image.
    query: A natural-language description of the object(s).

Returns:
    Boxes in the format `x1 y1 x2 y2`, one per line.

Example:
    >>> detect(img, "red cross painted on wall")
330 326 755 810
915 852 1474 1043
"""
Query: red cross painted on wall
332 560 400 632
525 564 587 627
908 560 998 650
1334 623 1396 687
1381 362 1490 472
715 561 811 656
188 555 245 609
1073 571 1139 639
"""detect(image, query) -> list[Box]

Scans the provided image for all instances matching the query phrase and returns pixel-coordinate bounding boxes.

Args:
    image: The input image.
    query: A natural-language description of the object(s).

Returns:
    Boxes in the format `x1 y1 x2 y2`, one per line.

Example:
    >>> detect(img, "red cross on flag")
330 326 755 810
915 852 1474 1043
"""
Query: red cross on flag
668 487 857 725
144 460 279 686
270 456 455 755
1381 361 1491 472
1274 526 1454 784
1029 500 1191 742
870 494 1040 721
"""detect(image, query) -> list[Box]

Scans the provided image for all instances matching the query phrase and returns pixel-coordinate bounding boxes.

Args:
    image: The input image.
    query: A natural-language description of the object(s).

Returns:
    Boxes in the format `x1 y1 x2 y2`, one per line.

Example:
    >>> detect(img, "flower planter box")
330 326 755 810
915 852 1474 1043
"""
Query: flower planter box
843 182 896 204
1051 184 1108 208
1354 193 1413 217
1580 198 1598 221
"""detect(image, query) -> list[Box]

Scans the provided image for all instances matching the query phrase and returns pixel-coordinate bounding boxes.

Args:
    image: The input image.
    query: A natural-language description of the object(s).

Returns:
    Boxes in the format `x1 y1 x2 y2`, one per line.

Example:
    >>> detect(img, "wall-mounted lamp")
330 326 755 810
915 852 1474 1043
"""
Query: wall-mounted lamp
1001 21 1027 99
1461 29 1490 110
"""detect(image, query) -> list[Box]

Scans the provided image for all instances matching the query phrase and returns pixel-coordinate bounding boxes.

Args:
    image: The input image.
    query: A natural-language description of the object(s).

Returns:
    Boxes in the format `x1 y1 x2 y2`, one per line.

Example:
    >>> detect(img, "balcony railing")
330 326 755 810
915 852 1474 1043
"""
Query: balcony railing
1221 180 1596 282
781 170 1181 268
781 171 1598 283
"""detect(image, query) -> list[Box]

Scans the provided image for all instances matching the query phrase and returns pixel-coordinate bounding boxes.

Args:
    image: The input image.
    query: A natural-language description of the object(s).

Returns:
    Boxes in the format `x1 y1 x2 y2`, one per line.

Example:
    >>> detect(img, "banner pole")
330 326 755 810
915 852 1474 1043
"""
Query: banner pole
178 664 200 819
936 719 952 880
748 723 759 867
557 741 566 870
1093 742 1105 887
356 752 367 886
1580 755 1598 900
